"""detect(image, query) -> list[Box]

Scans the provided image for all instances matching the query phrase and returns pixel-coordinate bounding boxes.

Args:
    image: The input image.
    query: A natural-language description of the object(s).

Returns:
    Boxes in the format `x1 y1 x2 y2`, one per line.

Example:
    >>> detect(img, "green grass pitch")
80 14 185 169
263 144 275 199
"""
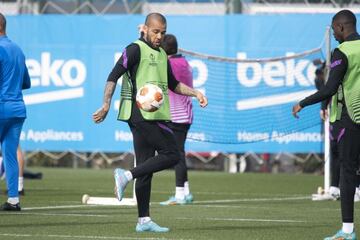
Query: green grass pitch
0 168 355 240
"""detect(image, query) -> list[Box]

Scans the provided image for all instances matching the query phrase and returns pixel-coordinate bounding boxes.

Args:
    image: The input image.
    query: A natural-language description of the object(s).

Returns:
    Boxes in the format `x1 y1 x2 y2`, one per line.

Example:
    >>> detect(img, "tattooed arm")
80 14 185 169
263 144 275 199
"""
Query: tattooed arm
174 82 208 108
93 43 139 123
93 81 116 123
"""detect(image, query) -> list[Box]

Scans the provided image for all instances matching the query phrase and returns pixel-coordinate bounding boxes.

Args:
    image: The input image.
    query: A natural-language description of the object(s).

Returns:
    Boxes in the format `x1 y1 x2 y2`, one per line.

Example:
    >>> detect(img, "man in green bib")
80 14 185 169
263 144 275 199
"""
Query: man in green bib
93 13 207 233
293 10 360 240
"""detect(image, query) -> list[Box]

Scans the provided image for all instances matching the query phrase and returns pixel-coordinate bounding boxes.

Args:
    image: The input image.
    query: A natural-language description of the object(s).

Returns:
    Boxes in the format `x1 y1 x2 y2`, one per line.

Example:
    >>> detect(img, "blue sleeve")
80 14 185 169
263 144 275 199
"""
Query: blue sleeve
22 66 31 89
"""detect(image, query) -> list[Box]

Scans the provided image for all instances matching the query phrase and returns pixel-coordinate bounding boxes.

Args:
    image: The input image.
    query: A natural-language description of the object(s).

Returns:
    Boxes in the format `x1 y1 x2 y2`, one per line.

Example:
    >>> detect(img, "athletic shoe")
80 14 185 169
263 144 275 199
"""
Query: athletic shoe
159 196 186 206
136 221 169 233
0 202 21 211
324 230 357 240
113 168 129 201
185 193 194 203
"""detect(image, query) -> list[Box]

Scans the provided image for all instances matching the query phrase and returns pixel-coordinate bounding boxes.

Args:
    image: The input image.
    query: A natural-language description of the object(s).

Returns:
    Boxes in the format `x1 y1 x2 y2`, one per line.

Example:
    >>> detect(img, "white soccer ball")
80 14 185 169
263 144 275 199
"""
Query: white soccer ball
136 83 164 112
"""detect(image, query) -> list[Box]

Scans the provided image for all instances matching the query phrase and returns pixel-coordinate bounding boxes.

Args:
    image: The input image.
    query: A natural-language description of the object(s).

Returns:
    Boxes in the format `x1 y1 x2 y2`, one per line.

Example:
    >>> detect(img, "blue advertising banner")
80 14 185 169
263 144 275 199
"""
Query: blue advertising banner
6 14 341 153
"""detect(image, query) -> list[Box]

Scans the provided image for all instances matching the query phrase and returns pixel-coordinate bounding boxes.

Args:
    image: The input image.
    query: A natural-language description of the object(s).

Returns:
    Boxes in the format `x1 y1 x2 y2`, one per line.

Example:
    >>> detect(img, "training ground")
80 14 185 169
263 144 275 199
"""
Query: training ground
0 168 354 240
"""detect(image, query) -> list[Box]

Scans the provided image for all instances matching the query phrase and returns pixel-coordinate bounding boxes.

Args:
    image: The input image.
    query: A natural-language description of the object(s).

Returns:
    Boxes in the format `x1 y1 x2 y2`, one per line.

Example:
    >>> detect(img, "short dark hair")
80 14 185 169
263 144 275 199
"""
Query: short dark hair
332 9 357 27
145 13 166 26
0 13 6 33
161 34 178 55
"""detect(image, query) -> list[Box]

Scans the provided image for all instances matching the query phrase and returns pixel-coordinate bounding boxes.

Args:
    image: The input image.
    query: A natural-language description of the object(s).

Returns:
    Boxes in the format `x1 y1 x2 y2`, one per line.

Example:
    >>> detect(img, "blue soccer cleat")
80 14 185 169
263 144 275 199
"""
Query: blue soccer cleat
136 221 169 233
185 193 194 203
160 196 186 206
324 230 357 240
113 168 129 201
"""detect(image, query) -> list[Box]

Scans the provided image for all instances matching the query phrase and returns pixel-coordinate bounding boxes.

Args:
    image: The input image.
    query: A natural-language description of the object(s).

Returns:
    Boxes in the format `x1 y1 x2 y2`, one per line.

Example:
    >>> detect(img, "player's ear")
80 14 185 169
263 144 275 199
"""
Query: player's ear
340 23 344 32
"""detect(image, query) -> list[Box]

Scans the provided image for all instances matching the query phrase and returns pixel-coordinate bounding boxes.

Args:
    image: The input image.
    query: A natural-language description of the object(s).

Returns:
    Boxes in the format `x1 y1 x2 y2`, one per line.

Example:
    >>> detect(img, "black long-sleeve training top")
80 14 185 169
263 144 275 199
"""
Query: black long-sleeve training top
106 38 179 122
300 33 360 129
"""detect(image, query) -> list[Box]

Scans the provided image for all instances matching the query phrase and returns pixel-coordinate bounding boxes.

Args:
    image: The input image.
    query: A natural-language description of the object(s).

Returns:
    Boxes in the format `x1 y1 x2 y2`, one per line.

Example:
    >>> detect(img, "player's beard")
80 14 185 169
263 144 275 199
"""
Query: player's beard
145 35 159 49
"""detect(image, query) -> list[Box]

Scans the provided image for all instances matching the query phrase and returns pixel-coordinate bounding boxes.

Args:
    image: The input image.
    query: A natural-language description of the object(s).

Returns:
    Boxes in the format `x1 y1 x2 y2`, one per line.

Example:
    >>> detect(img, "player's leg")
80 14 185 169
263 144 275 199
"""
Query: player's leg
129 121 180 177
325 127 360 239
340 128 360 226
114 121 179 202
0 118 24 211
114 121 178 232
130 122 155 219
329 124 341 199
161 123 191 205
17 145 25 195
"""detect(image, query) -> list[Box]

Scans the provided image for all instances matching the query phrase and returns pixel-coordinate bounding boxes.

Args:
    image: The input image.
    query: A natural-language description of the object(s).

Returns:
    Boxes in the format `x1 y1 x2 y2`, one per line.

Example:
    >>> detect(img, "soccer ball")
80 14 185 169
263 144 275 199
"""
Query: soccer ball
136 83 164 112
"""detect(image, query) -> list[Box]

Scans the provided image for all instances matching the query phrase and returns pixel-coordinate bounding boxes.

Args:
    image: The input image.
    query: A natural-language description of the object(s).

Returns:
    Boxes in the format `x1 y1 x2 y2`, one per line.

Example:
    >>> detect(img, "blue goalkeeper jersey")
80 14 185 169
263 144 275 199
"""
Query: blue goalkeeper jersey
0 35 31 119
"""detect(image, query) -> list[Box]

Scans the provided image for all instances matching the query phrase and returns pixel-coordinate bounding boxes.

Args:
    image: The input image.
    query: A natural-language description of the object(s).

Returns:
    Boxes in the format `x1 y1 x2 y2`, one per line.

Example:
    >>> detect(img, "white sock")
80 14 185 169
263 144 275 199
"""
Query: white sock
124 171 133 181
329 186 340 195
184 181 190 196
18 177 24 191
138 217 151 224
8 197 19 205
342 222 354 234
175 187 185 200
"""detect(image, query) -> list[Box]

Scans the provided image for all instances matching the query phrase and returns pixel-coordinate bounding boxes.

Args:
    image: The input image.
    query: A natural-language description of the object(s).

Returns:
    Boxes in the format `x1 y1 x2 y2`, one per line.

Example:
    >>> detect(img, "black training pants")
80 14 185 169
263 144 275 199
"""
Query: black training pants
168 123 191 187
339 126 360 223
330 123 341 187
128 121 180 217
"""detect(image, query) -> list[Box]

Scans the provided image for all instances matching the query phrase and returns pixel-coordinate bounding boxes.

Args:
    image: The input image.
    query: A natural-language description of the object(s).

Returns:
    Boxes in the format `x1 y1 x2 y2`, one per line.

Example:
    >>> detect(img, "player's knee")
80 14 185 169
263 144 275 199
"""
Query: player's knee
168 150 180 166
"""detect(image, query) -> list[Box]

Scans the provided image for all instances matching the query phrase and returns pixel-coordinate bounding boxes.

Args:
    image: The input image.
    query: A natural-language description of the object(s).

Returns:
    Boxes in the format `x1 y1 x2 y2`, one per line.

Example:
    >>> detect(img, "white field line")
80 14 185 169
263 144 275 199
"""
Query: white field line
0 233 189 240
23 204 96 210
152 190 308 197
7 212 109 218
21 196 310 211
190 196 311 204
177 217 305 223
184 204 273 210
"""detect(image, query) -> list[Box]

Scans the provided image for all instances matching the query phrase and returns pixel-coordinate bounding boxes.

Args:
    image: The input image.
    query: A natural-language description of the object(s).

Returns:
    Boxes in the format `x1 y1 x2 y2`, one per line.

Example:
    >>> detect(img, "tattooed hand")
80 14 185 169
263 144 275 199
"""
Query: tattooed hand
93 81 116 123
93 104 110 123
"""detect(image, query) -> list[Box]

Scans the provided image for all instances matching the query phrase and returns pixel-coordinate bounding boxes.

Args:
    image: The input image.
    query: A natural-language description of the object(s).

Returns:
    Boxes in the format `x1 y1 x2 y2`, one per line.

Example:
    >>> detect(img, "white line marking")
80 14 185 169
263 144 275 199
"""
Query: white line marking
0 233 188 240
192 196 311 204
21 196 310 211
24 87 84 105
23 204 96 210
177 217 305 223
184 204 271 210
236 89 316 111
6 212 109 218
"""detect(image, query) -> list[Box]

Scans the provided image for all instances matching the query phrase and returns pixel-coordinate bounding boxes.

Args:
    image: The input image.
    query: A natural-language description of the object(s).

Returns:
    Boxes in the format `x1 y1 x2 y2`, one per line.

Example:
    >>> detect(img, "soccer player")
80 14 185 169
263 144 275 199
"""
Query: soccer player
93 13 207 232
0 13 31 211
159 34 194 205
292 10 360 240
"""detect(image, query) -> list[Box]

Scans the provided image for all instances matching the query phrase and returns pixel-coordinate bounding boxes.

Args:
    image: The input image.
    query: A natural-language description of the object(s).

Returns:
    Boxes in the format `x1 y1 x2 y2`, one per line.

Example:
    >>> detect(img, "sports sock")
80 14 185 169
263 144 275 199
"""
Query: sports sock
184 181 190 196
18 177 24 191
7 197 19 205
124 171 133 181
138 217 151 224
175 187 185 200
342 222 354 234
